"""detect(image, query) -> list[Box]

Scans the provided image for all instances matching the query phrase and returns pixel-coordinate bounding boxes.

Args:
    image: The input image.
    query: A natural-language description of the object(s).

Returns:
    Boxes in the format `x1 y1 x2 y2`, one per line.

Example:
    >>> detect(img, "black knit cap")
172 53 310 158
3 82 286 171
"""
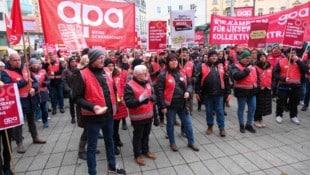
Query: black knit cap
104 58 114 67
88 48 105 65
131 58 144 69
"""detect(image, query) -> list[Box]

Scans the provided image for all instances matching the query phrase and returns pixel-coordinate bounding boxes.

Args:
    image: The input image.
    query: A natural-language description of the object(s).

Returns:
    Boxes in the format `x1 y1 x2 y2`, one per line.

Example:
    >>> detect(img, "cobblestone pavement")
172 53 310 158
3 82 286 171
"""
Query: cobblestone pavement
11 98 310 175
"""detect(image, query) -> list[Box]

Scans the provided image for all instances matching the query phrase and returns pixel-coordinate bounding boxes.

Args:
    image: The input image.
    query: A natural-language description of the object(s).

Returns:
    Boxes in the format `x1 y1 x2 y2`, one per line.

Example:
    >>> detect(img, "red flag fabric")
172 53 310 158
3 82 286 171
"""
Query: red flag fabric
38 0 135 49
209 2 310 44
4 13 12 43
282 19 307 48
8 0 24 45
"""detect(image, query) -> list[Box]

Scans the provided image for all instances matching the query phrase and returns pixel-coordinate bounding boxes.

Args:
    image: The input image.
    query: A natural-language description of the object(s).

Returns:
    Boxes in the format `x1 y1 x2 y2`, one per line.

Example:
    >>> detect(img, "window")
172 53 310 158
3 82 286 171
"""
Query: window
258 8 263 16
0 12 3 21
157 7 161 13
168 6 171 13
179 5 183 10
281 6 286 10
212 0 218 4
269 7 274 14
190 4 196 10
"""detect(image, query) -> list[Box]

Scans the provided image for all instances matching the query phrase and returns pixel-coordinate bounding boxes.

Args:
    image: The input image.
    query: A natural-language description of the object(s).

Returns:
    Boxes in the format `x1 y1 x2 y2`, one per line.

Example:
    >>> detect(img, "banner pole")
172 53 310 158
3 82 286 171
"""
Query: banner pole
22 34 32 89
286 47 293 78
5 129 17 175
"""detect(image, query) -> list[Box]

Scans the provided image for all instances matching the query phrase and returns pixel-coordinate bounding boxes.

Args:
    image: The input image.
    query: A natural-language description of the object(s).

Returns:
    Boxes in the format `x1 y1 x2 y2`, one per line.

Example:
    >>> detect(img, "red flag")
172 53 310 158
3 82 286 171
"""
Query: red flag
8 0 24 45
4 13 12 43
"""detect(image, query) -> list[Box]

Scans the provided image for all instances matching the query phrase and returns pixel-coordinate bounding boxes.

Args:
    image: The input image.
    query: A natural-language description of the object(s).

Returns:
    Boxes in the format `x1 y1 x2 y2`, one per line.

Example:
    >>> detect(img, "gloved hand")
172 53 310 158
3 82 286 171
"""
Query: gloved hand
141 98 149 104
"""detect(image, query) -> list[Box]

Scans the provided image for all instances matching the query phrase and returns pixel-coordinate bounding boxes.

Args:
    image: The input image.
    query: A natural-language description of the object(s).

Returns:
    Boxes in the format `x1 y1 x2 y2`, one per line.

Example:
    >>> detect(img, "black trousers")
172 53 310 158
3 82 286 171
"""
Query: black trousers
0 129 12 172
13 112 38 143
113 119 121 145
132 120 152 158
276 86 300 118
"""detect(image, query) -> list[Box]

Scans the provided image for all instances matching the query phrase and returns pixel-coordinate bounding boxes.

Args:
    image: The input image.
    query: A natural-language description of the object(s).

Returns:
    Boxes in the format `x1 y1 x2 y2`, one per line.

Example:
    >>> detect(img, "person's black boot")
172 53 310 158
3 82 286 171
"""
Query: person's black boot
122 118 128 130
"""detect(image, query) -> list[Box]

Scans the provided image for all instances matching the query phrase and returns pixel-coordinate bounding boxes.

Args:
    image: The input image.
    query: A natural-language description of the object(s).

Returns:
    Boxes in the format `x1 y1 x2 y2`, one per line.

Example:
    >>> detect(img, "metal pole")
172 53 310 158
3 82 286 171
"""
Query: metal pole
230 0 234 16
253 0 256 16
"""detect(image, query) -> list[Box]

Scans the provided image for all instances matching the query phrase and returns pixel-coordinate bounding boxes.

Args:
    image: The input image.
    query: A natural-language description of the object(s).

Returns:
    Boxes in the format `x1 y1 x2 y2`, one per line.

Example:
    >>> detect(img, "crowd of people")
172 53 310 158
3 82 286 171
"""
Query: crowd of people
0 43 309 175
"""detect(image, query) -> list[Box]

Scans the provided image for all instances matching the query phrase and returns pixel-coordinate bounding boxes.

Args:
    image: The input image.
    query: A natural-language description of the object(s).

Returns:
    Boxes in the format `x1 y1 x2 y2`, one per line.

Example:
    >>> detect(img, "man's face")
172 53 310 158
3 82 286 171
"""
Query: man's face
91 55 105 69
180 50 188 59
208 54 218 63
9 54 21 69
135 70 147 82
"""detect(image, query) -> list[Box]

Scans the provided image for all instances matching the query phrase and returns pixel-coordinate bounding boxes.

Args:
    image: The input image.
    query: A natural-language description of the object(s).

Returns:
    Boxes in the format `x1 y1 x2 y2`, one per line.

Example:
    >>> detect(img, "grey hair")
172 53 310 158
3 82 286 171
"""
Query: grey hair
133 65 147 75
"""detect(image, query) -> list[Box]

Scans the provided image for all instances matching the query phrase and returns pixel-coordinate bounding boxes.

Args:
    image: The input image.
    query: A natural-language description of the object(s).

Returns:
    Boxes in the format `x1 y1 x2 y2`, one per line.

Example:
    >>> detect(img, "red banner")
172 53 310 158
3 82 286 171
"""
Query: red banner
148 21 167 51
5 0 24 45
209 2 310 44
283 19 307 48
195 31 204 44
235 7 254 17
0 84 24 130
248 23 268 48
38 0 136 49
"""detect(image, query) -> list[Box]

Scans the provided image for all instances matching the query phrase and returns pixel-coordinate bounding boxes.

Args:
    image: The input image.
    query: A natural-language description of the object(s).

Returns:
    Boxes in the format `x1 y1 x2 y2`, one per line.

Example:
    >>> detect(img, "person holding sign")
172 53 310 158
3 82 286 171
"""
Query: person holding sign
1 53 46 154
273 49 307 125
71 49 126 175
0 81 14 175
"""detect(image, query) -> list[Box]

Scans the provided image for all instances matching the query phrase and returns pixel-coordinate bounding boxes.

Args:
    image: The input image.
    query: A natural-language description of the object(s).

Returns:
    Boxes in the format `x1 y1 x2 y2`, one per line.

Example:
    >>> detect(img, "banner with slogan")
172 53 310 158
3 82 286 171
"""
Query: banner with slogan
148 21 167 51
0 84 24 130
170 10 195 48
235 7 254 17
38 0 136 50
283 19 307 48
209 2 310 44
195 31 204 44
248 23 268 48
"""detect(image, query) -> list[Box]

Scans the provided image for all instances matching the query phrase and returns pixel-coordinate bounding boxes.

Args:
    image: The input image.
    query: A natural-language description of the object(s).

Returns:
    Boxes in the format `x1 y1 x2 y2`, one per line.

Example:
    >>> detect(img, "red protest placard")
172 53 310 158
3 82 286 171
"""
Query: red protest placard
283 19 307 48
148 21 167 51
0 84 24 130
248 23 268 48
195 31 204 44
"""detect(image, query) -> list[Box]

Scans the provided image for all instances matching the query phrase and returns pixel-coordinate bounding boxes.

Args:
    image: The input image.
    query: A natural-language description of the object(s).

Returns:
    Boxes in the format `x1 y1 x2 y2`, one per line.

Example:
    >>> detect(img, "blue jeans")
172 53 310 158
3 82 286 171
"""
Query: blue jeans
166 107 194 145
303 80 310 107
49 82 64 110
204 95 225 129
237 96 256 126
86 118 115 175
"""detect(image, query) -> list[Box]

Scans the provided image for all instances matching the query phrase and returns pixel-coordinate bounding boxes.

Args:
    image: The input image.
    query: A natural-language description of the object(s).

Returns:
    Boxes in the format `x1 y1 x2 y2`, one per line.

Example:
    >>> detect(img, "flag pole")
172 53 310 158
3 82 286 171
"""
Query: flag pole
5 130 17 175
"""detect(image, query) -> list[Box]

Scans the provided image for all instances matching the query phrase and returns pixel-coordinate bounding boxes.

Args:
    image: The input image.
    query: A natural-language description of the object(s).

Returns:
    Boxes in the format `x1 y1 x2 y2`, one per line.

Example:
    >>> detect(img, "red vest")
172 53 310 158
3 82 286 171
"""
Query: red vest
267 54 285 68
80 68 117 116
127 80 153 121
151 61 160 83
279 59 301 84
164 71 187 106
255 66 272 89
182 61 194 78
234 64 258 89
201 63 225 89
48 60 61 79
5 68 31 98
32 69 48 92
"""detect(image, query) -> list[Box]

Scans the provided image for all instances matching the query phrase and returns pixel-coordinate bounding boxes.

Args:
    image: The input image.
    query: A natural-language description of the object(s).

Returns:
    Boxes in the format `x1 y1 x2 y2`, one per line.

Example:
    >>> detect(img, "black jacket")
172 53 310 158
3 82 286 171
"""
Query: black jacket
71 67 115 123
230 63 259 97
195 61 230 96
157 69 193 110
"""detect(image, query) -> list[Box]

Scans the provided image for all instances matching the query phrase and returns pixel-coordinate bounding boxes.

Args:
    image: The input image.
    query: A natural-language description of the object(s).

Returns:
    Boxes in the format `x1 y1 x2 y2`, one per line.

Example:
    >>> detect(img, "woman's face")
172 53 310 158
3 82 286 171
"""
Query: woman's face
168 58 178 69
259 55 267 63
106 63 114 72
122 56 128 63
